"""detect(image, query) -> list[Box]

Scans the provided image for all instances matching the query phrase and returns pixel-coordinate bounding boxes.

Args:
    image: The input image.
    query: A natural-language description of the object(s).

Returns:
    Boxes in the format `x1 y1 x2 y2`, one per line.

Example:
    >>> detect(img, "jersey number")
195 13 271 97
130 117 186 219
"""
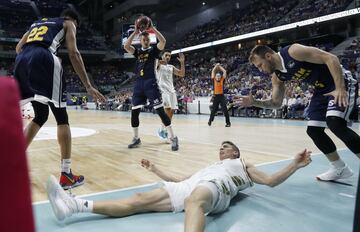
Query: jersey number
26 26 48 42
140 69 144 76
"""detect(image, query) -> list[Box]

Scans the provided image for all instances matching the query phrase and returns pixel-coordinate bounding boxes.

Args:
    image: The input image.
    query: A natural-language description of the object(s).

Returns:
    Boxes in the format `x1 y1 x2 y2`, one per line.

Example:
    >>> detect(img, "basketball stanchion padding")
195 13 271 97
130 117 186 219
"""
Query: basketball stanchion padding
0 77 35 232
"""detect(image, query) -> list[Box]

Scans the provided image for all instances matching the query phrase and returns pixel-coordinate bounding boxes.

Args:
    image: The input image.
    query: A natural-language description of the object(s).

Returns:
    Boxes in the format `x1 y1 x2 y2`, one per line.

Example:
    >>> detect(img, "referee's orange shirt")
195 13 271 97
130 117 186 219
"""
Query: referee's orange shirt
213 77 224 95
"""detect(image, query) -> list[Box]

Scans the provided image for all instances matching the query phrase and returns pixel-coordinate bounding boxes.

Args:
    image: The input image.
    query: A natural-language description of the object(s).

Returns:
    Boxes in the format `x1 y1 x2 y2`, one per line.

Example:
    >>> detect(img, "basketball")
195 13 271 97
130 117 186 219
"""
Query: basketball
136 15 151 32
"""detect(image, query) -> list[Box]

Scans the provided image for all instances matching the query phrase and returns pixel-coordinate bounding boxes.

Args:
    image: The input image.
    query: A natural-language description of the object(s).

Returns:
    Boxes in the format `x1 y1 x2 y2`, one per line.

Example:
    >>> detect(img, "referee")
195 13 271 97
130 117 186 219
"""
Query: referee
208 63 231 127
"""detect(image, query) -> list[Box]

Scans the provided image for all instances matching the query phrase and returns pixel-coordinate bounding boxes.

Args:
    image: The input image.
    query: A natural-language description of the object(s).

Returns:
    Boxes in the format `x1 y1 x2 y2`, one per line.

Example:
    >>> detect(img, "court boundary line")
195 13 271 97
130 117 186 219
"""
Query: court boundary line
33 148 349 206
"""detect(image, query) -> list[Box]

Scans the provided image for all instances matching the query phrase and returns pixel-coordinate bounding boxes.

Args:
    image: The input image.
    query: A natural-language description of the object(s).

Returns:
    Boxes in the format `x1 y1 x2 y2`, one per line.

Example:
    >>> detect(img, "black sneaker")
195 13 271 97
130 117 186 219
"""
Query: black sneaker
225 123 231 127
208 120 212 126
128 137 141 148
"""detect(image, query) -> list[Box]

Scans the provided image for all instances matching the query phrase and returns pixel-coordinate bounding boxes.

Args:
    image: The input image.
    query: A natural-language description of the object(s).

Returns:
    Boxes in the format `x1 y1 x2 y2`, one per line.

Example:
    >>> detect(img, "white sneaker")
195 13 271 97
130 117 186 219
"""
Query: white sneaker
47 175 75 221
316 165 353 181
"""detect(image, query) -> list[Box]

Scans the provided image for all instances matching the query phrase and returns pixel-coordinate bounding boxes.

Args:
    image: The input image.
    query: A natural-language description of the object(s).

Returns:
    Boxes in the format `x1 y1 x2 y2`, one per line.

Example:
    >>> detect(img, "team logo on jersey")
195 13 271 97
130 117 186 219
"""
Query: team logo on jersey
287 60 295 68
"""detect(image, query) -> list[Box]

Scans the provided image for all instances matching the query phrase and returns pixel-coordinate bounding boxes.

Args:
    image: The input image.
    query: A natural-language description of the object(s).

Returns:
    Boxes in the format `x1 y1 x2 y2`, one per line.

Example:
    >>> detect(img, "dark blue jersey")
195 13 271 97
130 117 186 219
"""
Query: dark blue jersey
275 45 335 93
133 45 160 79
24 17 65 55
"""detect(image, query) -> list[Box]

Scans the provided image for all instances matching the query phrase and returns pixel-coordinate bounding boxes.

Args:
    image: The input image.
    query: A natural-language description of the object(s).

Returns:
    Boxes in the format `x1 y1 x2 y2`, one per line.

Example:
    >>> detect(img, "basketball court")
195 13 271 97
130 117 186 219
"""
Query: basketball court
26 109 359 231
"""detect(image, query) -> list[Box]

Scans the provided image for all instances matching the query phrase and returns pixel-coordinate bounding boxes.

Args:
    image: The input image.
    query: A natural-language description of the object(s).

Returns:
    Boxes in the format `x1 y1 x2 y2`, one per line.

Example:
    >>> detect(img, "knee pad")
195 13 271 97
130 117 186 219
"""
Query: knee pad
31 101 49 127
131 108 141 127
306 126 336 154
49 103 69 125
327 116 360 154
156 107 171 126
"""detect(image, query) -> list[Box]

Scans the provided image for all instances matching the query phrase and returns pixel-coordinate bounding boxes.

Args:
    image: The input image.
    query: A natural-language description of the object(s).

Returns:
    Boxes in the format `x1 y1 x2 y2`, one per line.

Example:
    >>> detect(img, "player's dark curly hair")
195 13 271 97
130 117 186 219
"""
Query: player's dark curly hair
61 9 81 26
222 141 240 158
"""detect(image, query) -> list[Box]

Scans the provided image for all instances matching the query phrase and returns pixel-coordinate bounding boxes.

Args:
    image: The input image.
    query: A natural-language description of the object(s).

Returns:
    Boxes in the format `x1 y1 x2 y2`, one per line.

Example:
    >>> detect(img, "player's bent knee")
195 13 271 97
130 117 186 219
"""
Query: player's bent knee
326 116 346 134
54 109 69 125
184 197 208 212
156 107 171 126
49 103 69 125
306 126 324 139
131 108 141 127
32 102 49 127
306 126 336 154
326 116 360 153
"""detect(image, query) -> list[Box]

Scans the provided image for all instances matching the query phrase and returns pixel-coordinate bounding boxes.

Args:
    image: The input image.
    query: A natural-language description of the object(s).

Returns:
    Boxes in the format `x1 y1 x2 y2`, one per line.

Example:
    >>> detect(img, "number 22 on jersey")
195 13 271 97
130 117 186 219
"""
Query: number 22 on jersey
26 26 48 42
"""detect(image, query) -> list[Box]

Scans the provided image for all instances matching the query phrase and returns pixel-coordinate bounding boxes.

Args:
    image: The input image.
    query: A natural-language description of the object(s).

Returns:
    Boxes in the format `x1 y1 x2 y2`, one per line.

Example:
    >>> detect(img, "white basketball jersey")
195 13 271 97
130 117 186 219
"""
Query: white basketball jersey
156 64 175 94
183 158 253 198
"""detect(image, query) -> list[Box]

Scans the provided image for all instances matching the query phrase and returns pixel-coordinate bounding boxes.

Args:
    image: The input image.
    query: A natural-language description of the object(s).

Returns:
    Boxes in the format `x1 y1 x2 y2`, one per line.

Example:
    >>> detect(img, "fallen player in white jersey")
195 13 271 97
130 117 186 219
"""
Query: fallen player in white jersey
47 141 312 232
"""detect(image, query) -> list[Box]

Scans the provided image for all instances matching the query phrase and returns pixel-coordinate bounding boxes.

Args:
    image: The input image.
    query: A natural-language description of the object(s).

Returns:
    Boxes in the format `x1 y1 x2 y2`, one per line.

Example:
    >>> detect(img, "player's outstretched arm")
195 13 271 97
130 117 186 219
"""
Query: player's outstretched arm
246 149 312 187
141 159 188 182
236 74 285 109
288 43 348 107
173 53 185 77
64 20 106 102
16 31 29 54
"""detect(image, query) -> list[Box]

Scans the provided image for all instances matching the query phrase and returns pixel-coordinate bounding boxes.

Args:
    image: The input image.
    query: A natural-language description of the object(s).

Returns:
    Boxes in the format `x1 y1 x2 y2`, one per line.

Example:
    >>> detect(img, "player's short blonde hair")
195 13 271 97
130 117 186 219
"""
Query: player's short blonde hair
222 141 240 158
248 45 275 63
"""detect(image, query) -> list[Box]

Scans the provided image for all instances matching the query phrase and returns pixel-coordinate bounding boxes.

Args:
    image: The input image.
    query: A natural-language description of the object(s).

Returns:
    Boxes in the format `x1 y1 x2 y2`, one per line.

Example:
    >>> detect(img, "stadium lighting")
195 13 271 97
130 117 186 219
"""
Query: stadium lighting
202 2 206 6
171 8 360 54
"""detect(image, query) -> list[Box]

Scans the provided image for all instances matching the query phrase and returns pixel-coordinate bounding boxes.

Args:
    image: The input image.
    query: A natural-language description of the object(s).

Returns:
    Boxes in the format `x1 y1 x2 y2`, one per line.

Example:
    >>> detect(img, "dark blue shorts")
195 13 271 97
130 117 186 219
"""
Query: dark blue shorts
307 71 358 127
14 45 65 107
132 78 163 109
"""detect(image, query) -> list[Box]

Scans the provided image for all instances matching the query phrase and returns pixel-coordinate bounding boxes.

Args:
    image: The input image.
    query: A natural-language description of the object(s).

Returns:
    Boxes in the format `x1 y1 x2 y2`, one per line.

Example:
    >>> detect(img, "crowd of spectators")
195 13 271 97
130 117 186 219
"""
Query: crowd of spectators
64 64 129 94
0 0 107 50
0 0 358 120
171 0 352 50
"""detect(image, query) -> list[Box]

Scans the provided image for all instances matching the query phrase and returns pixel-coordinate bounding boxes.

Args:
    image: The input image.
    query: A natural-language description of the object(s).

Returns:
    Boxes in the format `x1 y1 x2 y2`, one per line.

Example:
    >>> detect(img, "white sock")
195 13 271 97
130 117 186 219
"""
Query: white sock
73 198 93 213
61 159 71 174
166 125 175 139
133 127 139 139
161 124 166 131
331 159 346 169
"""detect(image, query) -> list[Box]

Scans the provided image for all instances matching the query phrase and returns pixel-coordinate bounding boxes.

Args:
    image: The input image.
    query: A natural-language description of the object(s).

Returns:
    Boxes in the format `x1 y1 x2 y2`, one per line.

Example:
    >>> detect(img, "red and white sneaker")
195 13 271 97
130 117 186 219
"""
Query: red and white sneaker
60 170 85 190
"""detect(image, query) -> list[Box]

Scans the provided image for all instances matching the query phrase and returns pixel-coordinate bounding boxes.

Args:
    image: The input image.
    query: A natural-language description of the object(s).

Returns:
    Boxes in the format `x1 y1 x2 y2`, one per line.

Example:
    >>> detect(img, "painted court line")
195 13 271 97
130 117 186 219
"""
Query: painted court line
338 193 355 198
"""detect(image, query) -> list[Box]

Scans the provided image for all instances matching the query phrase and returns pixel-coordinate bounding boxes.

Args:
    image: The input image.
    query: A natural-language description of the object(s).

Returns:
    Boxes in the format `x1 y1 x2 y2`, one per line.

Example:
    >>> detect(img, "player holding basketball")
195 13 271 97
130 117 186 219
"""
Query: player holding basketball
156 51 185 140
47 142 311 232
14 9 106 189
124 17 179 151
239 44 360 181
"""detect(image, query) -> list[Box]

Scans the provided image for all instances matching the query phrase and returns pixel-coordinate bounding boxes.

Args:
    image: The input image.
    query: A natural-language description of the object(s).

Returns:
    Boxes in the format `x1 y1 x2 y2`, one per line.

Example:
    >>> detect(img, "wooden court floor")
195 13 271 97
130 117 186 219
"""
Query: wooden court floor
25 109 360 202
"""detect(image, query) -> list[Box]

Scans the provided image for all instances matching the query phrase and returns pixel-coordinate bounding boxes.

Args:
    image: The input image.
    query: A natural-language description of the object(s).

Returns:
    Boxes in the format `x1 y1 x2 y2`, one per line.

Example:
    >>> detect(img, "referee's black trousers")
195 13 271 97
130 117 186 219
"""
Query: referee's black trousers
209 94 230 124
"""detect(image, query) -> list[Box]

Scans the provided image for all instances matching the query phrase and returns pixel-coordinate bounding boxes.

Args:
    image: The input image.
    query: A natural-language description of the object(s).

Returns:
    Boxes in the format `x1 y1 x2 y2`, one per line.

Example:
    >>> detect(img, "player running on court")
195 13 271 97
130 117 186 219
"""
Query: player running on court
156 51 185 140
124 18 179 151
239 44 360 181
47 141 311 232
14 9 106 189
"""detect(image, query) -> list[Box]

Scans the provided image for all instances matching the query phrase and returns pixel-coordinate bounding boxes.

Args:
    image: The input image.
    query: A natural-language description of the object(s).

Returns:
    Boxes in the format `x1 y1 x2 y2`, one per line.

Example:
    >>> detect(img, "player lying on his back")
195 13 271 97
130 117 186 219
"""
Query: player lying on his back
47 141 312 232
